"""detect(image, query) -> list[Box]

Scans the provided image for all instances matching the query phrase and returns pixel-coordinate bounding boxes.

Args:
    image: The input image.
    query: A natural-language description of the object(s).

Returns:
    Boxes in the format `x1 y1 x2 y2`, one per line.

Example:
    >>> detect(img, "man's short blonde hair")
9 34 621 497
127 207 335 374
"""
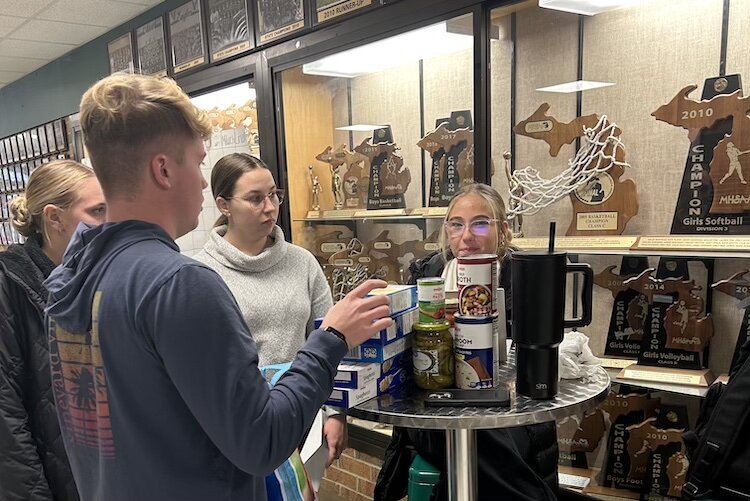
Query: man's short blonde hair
80 73 212 198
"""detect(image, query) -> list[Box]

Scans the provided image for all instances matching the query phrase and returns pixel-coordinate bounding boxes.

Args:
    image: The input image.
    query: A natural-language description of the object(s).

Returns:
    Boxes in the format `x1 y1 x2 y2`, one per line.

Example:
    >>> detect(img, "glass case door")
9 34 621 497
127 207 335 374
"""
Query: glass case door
277 13 475 297
180 81 261 255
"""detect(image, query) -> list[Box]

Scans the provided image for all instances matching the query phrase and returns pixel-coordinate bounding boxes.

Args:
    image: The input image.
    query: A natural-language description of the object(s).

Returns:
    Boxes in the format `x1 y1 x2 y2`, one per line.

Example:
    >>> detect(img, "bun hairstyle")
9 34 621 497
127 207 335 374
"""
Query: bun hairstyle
9 160 95 240
9 195 32 237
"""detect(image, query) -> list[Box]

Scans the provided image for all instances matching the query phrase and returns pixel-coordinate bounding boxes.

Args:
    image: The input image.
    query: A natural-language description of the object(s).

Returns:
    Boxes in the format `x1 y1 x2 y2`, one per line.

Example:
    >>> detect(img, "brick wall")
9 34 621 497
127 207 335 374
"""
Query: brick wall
320 449 383 501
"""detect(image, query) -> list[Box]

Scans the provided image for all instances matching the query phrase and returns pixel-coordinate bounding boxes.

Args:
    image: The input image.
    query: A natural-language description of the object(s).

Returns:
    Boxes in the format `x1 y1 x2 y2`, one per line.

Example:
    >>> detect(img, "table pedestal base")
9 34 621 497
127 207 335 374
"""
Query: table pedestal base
446 428 477 500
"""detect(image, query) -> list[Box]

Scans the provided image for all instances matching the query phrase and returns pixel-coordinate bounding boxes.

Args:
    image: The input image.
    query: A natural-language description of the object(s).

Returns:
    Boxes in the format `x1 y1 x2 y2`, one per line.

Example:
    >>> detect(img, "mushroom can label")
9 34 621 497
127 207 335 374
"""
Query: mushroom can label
454 316 496 389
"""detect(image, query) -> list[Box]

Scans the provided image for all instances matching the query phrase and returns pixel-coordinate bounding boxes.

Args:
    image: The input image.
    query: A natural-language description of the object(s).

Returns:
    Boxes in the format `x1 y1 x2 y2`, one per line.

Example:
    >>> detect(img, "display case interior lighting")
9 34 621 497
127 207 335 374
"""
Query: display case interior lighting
335 124 388 131
302 21 474 78
190 82 257 110
538 0 649 16
536 80 615 93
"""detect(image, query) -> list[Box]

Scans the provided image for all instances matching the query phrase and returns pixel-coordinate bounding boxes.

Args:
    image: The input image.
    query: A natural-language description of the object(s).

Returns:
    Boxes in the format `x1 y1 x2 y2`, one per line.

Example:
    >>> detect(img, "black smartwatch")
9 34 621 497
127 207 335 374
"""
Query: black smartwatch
324 326 348 347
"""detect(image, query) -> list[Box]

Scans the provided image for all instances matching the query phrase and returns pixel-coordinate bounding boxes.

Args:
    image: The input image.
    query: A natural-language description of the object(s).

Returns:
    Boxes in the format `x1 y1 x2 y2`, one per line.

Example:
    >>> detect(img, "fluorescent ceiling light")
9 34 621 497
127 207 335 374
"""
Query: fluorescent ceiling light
335 124 387 131
303 21 474 78
536 80 615 93
539 0 648 16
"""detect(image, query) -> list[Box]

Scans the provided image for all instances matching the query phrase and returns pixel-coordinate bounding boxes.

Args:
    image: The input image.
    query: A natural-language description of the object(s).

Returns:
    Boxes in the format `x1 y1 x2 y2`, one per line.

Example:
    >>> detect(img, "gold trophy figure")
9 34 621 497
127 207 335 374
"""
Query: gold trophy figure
308 165 321 211
330 165 344 210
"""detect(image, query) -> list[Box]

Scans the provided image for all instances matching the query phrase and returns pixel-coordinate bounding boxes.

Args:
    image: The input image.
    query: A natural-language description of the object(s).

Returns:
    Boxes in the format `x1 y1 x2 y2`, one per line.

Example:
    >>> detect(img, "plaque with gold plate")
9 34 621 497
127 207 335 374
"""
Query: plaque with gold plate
355 126 411 210
557 409 606 472
417 111 475 207
594 257 650 367
315 144 369 210
617 259 715 387
316 0 373 24
626 411 688 497
653 74 750 233
514 104 638 236
587 391 652 495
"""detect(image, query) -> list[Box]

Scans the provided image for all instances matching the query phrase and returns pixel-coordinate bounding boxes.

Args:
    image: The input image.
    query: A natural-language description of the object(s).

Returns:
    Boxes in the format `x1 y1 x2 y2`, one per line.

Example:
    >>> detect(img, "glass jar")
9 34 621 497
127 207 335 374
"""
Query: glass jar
412 321 454 390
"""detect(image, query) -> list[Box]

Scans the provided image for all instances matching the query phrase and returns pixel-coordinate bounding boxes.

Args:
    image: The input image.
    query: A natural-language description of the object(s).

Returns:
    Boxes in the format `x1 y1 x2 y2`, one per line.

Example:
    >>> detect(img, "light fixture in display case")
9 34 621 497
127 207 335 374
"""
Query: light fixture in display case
302 21 473 78
538 0 649 16
536 80 615 93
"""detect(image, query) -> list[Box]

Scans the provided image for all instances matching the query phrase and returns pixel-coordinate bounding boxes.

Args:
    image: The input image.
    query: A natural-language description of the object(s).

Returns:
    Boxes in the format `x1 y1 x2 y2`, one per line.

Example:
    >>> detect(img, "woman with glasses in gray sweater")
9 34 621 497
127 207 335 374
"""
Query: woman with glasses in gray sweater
193 153 346 479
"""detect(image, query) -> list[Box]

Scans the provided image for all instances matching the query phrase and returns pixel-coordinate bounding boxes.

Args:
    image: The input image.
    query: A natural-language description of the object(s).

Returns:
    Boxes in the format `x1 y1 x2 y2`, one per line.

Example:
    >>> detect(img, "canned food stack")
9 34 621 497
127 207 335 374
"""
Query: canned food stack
319 285 418 408
454 254 501 390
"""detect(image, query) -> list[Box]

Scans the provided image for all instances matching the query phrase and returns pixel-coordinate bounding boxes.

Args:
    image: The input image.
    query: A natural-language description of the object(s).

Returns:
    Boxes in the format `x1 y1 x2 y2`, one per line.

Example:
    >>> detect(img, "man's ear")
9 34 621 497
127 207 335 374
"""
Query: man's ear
42 204 64 233
149 153 172 190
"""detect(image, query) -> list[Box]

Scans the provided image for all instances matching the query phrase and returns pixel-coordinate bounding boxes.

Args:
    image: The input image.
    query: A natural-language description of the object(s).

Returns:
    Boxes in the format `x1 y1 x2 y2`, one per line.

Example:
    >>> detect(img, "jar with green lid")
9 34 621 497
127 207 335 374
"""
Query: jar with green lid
412 321 454 390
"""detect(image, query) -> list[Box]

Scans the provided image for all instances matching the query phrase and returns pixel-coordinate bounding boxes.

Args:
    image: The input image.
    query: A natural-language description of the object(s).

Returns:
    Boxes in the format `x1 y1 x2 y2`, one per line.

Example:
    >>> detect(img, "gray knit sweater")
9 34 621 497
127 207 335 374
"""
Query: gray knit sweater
194 225 333 367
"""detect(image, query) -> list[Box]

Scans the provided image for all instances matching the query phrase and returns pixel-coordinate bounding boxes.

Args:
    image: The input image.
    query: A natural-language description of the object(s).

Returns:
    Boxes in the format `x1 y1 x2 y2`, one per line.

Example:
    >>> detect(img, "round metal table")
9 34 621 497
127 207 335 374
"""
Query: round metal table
349 356 610 501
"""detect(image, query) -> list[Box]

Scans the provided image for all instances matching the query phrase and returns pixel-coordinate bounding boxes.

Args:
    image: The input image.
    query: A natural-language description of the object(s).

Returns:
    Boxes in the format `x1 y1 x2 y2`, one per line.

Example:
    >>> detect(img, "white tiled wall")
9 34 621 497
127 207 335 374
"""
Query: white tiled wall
179 83 258 256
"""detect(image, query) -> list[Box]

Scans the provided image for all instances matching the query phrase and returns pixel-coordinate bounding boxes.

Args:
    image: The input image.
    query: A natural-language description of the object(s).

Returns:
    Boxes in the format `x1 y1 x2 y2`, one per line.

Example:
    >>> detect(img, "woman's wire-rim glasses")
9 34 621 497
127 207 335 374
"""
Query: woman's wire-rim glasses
223 189 285 208
444 218 500 237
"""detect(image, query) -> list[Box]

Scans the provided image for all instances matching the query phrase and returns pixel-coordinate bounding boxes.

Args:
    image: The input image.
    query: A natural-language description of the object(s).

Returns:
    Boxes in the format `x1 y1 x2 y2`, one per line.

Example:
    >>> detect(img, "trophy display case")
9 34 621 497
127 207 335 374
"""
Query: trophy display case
0 118 72 245
486 1 750 498
279 13 475 298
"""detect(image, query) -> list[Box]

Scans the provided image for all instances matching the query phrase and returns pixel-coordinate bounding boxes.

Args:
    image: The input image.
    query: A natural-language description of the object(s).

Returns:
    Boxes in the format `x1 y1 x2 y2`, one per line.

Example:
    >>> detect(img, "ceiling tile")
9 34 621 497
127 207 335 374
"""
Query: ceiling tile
37 0 147 27
0 70 26 84
0 15 28 38
0 55 47 73
0 0 55 18
9 19 108 45
0 38 75 59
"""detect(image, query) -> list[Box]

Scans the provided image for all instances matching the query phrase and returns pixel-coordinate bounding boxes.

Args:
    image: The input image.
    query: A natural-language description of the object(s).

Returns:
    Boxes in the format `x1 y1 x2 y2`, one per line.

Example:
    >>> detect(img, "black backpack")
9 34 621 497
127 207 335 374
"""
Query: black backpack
682 340 750 500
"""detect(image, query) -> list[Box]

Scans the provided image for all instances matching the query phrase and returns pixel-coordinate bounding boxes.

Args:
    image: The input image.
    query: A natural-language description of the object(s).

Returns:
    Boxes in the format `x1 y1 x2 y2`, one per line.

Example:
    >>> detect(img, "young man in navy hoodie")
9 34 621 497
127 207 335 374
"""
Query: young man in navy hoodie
44 73 393 501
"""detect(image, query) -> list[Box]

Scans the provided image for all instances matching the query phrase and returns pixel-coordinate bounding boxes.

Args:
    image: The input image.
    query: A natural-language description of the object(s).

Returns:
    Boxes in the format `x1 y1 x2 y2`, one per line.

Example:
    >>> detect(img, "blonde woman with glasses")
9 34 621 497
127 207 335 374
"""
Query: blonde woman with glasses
376 183 558 501
0 160 106 501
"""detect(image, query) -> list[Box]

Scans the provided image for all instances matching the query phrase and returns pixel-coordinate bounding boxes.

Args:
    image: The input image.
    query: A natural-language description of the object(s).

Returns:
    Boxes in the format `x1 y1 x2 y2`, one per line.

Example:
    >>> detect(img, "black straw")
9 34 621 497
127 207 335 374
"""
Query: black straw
548 222 556 253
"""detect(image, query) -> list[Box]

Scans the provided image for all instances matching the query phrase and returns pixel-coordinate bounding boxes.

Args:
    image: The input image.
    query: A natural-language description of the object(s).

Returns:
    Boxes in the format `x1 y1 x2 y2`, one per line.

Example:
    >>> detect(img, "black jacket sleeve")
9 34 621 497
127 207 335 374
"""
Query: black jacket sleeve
0 272 55 501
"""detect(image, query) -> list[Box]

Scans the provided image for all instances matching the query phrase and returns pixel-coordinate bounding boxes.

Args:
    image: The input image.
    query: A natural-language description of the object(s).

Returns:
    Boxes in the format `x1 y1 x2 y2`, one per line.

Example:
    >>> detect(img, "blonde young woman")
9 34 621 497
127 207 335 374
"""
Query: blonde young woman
375 183 558 501
193 153 346 478
0 160 106 501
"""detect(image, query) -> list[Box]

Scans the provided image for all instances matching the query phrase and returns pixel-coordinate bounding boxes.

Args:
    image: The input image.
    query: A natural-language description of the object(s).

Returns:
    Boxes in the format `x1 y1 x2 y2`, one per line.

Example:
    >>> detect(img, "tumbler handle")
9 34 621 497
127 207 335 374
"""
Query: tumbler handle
564 263 594 328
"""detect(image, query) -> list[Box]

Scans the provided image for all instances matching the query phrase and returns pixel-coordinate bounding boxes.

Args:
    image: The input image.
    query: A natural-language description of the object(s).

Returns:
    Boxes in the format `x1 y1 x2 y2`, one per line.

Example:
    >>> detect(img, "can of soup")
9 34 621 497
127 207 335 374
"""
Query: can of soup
417 277 446 323
454 314 497 389
457 254 497 316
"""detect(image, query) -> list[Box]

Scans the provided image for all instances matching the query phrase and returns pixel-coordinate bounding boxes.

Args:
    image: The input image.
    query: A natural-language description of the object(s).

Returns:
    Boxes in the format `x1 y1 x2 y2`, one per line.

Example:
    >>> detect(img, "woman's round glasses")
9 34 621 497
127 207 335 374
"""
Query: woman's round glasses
444 219 499 237
224 189 285 209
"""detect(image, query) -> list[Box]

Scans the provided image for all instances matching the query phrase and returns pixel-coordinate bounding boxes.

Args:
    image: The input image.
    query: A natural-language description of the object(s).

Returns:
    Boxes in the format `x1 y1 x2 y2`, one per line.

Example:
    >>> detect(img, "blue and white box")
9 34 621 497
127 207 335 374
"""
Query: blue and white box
314 305 417 344
369 306 417 343
326 380 378 408
368 285 418 316
344 333 412 363
334 362 380 389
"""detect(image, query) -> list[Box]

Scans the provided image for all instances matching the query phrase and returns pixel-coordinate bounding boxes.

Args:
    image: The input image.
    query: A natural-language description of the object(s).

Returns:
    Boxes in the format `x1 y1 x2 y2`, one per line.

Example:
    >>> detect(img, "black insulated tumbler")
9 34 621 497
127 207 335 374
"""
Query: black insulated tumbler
511 251 594 399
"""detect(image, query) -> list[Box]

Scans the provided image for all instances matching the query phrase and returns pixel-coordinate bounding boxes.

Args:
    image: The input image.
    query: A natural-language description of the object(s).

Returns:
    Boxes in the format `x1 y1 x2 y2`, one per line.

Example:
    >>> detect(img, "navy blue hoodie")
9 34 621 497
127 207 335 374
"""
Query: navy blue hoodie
45 221 346 501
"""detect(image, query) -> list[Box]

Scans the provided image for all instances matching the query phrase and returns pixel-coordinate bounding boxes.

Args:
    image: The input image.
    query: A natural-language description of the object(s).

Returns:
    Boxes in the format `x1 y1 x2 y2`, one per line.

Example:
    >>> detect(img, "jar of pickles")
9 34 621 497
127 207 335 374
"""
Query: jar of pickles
412 321 454 390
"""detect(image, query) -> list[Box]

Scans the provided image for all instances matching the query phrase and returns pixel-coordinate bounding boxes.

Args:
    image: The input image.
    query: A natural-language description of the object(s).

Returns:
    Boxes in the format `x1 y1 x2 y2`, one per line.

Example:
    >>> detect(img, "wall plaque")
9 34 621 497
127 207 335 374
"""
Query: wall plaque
108 33 134 74
257 0 305 43
207 0 253 62
136 17 168 77
169 0 206 74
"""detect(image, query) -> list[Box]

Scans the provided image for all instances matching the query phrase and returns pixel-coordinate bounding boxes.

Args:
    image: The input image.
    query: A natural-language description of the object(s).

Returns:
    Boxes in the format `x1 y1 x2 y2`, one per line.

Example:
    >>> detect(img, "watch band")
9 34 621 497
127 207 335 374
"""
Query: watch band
324 326 348 347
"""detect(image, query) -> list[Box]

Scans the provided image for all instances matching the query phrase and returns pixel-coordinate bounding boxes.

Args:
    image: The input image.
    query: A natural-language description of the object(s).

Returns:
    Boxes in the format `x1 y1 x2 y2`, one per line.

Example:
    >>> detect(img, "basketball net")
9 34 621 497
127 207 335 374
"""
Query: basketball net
507 115 630 218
